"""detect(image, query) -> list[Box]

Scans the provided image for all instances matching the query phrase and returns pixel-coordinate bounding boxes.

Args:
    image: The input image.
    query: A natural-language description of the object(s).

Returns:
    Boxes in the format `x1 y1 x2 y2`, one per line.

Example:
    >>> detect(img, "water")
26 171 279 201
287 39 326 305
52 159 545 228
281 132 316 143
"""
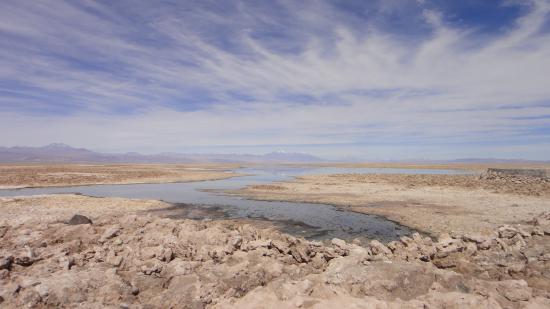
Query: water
0 166 469 242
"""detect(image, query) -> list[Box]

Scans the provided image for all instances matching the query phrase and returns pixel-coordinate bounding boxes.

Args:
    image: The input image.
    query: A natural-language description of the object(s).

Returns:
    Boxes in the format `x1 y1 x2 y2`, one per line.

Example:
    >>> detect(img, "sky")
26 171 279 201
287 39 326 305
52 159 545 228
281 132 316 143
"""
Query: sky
0 0 549 160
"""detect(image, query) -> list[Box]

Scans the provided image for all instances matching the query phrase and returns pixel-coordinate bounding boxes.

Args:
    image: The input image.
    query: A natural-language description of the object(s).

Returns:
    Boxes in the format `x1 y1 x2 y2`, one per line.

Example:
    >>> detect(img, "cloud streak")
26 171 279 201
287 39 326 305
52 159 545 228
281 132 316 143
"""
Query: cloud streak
0 0 549 159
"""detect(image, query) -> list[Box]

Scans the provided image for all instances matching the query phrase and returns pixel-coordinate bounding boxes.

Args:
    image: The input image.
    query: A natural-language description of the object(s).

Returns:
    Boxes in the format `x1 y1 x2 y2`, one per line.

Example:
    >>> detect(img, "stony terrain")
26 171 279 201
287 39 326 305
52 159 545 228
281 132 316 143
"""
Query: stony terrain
0 164 239 189
1 194 550 308
233 171 550 236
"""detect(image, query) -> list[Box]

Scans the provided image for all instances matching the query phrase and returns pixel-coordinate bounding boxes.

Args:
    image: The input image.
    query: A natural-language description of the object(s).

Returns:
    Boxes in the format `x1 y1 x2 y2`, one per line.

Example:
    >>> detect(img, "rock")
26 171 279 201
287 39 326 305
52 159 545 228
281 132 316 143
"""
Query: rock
311 254 327 269
165 258 196 277
25 245 36 259
141 259 162 275
331 238 348 249
369 240 392 256
386 241 399 252
507 262 526 275
245 239 271 251
532 226 544 236
295 279 313 295
437 233 453 245
160 247 173 262
229 235 243 249
67 214 93 225
34 284 49 298
0 269 9 279
0 226 7 238
274 282 298 300
100 226 121 242
498 225 519 239
464 243 477 256
433 257 459 268
140 246 159 259
497 280 532 302
436 244 460 258
412 232 423 243
15 255 34 266
61 255 75 270
11 284 21 295
106 251 123 267
462 234 487 244
478 240 492 250
517 227 531 238
0 256 13 270
540 224 550 235
3 197 550 309
290 246 310 263
331 238 350 255
272 240 290 254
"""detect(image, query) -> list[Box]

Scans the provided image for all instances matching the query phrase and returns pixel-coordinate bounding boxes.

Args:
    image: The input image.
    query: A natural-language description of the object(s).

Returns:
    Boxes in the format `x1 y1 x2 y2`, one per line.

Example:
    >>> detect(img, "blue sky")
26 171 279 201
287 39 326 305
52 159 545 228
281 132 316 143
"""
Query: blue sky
1 0 549 160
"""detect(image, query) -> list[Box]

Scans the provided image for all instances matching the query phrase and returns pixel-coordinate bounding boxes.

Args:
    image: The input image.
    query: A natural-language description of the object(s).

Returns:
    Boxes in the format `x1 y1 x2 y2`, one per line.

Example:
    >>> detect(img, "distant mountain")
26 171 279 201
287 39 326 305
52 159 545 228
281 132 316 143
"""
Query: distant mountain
0 144 324 163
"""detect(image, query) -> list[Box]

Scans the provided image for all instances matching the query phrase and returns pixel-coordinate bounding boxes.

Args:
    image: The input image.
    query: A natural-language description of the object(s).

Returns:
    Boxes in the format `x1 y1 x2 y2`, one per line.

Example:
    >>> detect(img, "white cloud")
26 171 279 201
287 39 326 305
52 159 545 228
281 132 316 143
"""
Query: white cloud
0 0 549 159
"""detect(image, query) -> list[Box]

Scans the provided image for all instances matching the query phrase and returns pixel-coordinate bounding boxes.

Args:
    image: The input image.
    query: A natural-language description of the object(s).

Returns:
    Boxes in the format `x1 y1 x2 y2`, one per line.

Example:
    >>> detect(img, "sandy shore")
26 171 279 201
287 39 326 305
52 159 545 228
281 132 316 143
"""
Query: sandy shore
232 173 550 236
0 164 240 189
2 194 550 308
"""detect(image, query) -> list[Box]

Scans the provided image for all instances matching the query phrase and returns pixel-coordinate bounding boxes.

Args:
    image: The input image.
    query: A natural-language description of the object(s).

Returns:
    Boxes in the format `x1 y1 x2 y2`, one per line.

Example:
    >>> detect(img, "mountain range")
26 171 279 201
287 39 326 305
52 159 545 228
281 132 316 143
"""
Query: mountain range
0 143 324 163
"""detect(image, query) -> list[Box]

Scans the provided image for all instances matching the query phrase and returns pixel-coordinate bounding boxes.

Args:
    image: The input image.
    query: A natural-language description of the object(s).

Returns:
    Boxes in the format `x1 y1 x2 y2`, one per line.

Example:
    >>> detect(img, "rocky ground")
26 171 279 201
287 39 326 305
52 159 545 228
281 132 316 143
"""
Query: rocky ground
0 164 239 189
233 172 550 236
1 195 550 308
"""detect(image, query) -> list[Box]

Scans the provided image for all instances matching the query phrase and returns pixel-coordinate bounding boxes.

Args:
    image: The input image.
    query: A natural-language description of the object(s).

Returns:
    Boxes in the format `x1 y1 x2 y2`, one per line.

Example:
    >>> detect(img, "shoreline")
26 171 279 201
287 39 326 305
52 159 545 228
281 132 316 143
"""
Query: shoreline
229 172 550 236
0 163 242 190
225 191 437 237
0 174 242 190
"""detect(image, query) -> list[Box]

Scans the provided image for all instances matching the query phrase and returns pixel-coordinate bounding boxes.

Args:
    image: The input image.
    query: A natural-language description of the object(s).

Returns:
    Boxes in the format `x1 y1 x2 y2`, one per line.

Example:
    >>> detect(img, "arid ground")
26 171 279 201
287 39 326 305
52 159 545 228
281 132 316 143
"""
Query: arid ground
0 164 240 189
233 167 550 236
1 163 550 308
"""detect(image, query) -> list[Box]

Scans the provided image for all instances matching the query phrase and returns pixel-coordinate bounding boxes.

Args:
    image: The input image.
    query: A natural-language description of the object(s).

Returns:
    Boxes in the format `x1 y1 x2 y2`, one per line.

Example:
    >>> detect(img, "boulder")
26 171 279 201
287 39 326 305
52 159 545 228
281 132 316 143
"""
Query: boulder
67 214 93 225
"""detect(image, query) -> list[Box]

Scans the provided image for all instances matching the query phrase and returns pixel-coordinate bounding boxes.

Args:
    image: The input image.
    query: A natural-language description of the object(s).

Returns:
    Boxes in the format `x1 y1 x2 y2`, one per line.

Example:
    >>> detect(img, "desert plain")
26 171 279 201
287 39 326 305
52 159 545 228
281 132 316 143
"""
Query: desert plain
1 163 550 308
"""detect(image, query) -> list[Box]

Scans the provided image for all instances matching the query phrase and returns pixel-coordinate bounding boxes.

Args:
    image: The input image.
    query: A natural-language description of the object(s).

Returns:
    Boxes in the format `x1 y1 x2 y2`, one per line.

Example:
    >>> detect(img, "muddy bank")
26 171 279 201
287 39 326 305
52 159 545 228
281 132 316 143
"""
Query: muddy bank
0 164 240 189
231 172 550 236
1 195 550 308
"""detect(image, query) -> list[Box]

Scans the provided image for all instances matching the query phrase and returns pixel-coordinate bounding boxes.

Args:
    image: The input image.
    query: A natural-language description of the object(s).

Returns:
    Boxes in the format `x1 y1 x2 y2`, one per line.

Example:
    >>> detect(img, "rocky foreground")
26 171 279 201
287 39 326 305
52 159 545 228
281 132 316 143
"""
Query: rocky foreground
1 200 550 308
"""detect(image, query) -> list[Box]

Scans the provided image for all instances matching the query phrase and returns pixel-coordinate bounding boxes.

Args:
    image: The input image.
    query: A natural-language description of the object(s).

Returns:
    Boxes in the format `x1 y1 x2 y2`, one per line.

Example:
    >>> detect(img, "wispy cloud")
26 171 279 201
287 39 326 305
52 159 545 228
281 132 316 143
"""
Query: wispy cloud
0 0 549 159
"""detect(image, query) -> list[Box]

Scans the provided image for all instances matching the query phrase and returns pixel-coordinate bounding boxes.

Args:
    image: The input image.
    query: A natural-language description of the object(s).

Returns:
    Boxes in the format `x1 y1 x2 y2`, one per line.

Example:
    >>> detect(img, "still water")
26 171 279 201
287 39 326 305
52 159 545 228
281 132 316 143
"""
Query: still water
0 166 470 242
